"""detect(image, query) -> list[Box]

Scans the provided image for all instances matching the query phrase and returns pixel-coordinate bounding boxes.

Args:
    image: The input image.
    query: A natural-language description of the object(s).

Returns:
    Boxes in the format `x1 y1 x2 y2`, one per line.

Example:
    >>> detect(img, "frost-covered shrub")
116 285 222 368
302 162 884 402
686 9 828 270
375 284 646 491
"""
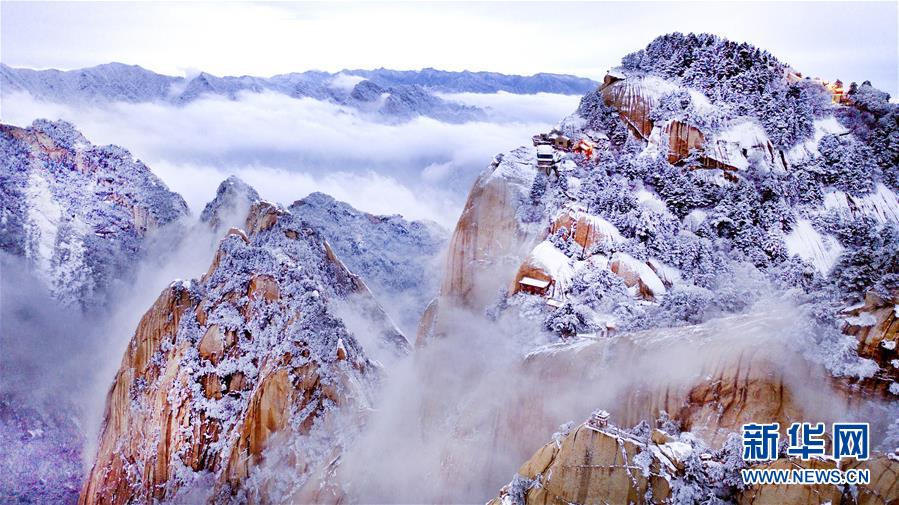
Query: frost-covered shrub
769 255 821 292
651 166 720 218
816 133 879 194
548 226 585 259
656 285 714 325
848 81 893 116
569 266 628 309
589 176 638 227
831 219 899 297
781 163 824 205
621 206 680 246
756 83 816 149
803 323 880 379
649 90 693 124
576 91 629 146
839 81 899 191
543 301 593 337
529 170 548 203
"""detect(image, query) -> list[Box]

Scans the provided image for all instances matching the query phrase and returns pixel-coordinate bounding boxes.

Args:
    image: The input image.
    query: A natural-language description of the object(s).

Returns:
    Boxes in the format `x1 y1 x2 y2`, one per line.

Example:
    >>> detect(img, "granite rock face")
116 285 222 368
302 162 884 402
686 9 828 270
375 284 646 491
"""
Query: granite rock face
79 201 408 504
0 119 188 307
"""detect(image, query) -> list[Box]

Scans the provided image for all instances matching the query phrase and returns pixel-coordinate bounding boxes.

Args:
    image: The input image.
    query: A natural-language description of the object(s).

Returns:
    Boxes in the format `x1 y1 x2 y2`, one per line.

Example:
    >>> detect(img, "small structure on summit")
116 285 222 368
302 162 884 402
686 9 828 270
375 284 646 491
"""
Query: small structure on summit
573 138 596 160
825 79 847 104
536 144 560 176
533 129 572 151
587 409 611 430
518 276 553 296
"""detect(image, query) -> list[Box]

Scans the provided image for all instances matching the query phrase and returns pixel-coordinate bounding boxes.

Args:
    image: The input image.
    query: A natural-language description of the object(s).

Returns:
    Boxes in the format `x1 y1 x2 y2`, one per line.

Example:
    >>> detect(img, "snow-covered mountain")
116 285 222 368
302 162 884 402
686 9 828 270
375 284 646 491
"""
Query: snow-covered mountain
290 192 447 334
80 201 409 503
200 175 261 231
1 63 597 123
0 119 188 307
5 32 899 505
420 33 899 502
345 67 599 94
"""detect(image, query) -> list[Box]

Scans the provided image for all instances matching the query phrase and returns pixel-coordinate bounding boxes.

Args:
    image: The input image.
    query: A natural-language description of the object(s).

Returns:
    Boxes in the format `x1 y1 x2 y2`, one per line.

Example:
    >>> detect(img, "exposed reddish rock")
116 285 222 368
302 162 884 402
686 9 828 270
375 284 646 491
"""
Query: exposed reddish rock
599 76 655 140
490 424 673 505
227 227 251 244
440 154 540 310
494 416 896 505
845 455 899 505
520 311 843 447
79 203 406 504
414 298 440 347
842 291 899 390
549 208 622 254
247 275 280 303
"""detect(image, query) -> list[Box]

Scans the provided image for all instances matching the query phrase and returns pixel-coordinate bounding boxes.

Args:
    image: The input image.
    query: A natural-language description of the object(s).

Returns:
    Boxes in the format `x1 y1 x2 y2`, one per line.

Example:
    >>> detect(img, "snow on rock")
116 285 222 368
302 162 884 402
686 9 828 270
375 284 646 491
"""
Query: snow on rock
845 312 878 327
0 119 188 307
80 201 408 504
610 252 666 299
785 116 848 165
784 219 843 274
823 183 899 225
647 258 683 287
706 118 784 172
842 291 899 386
527 240 575 291
549 205 624 252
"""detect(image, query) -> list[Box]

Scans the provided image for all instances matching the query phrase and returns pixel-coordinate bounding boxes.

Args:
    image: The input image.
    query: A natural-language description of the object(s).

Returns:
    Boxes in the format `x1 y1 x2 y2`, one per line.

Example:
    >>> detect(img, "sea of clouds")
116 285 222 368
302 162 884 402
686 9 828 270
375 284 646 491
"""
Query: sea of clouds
2 89 580 227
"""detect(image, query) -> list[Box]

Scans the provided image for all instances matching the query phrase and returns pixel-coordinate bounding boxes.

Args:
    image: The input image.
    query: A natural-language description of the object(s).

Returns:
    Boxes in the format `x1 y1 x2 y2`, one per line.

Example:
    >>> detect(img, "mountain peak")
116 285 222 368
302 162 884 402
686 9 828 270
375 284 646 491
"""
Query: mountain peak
200 175 260 230
0 119 188 307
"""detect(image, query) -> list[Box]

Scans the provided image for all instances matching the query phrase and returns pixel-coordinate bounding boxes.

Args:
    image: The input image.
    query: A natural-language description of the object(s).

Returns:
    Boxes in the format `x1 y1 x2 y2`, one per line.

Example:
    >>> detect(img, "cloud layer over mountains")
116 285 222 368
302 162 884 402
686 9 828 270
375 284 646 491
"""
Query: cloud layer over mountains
3 89 580 226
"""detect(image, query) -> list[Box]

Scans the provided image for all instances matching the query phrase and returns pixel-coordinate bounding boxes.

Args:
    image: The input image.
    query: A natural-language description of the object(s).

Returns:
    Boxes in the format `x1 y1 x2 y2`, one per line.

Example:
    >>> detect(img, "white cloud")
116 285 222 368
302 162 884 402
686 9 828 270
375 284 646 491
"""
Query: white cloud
1 90 571 226
1 3 895 95
328 72 366 91
439 91 581 124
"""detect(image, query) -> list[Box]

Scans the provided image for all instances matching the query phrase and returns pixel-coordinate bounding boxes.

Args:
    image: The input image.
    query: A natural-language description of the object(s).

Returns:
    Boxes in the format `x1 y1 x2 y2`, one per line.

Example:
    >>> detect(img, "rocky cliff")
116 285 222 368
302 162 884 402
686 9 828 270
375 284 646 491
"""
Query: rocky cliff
289 192 447 335
423 33 899 503
492 415 899 505
0 119 188 307
79 201 408 504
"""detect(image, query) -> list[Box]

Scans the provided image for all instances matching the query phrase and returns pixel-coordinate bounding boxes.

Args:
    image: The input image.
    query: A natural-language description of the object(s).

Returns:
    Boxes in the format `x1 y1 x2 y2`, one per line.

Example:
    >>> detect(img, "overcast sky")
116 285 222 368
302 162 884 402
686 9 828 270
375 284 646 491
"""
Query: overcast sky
1 1 897 95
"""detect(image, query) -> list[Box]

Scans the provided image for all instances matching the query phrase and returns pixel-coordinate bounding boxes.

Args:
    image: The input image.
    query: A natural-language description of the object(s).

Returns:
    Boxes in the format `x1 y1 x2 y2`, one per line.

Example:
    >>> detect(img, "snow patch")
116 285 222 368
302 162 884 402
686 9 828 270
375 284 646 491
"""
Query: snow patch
529 241 575 291
611 252 667 297
683 209 707 232
845 312 877 327
24 169 62 281
784 219 843 274
706 119 776 171
636 188 668 214
823 184 899 225
786 116 848 165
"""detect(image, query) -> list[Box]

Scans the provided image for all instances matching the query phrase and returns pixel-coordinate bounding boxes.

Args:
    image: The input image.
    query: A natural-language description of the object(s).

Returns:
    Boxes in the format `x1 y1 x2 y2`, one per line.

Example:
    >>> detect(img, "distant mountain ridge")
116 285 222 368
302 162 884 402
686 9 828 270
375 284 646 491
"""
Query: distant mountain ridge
0 63 599 123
